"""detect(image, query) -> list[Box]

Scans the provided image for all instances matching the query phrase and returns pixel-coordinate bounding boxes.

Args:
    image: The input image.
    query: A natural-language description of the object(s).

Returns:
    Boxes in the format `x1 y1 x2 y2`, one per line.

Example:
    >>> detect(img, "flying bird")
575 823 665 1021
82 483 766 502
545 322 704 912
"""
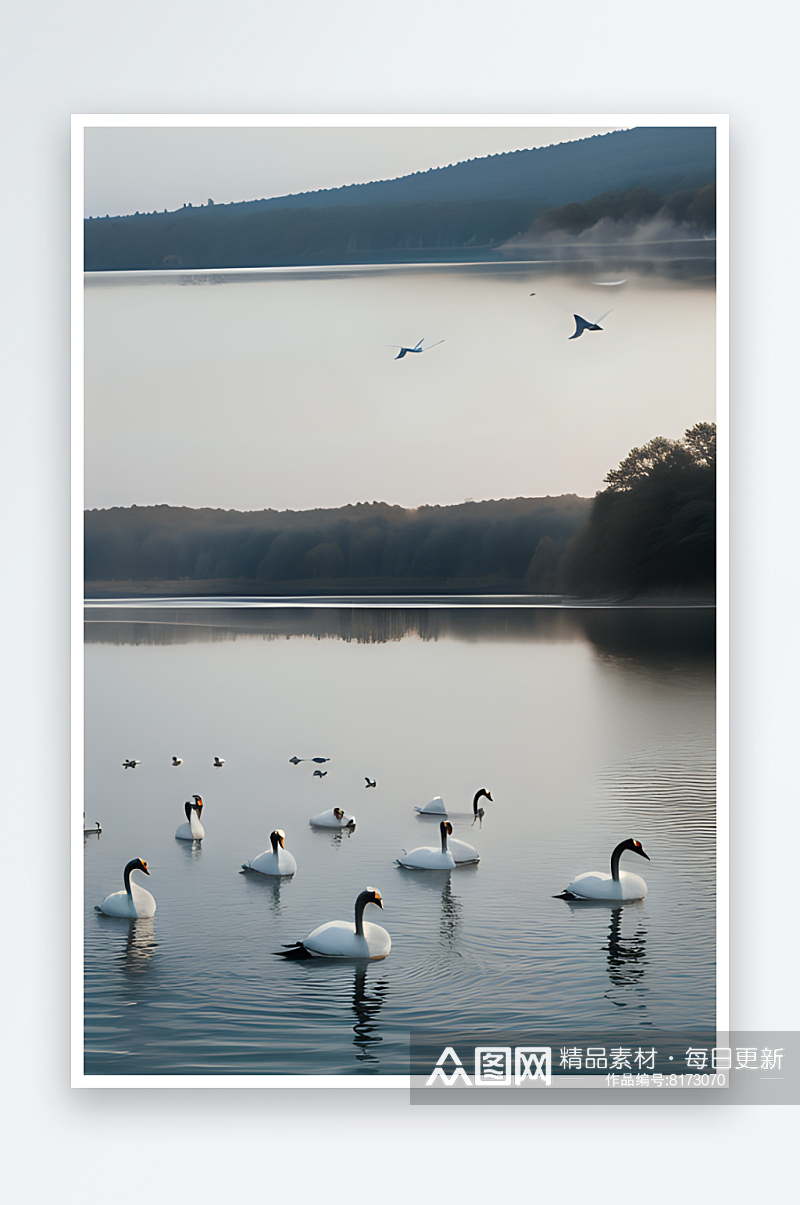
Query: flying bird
569 310 613 340
213 756 225 768
122 759 140 769
289 757 306 765
311 758 330 764
386 338 445 360
313 769 328 778
172 756 183 767
365 778 376 789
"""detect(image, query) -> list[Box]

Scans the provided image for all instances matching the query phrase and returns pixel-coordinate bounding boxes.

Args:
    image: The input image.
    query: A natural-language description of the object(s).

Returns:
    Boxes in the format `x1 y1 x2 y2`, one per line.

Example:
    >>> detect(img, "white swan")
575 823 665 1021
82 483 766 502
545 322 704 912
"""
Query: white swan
277 889 390 960
243 829 297 876
309 806 356 829
556 838 650 901
415 795 447 815
95 858 156 918
398 820 457 869
175 796 205 841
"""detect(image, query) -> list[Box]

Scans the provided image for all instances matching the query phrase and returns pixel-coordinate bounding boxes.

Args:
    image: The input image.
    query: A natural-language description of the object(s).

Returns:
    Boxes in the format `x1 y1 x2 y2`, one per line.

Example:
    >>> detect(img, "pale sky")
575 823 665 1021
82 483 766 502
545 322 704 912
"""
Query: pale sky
84 125 620 217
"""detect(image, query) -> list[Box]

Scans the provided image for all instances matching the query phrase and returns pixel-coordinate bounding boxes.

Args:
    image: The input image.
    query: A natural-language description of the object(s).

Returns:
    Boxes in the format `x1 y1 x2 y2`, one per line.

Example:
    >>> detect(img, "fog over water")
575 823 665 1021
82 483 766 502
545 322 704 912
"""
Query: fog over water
84 262 715 512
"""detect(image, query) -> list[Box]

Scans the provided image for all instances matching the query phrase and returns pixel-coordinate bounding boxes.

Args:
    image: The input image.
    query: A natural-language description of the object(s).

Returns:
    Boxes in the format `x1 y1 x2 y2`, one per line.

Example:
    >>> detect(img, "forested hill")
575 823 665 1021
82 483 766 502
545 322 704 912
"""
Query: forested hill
84 495 592 597
84 127 716 271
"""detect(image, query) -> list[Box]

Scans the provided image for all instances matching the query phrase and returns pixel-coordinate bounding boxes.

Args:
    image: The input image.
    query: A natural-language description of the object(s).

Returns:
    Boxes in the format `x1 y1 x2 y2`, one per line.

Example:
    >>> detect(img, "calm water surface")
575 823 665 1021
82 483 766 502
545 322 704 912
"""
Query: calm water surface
83 605 715 1075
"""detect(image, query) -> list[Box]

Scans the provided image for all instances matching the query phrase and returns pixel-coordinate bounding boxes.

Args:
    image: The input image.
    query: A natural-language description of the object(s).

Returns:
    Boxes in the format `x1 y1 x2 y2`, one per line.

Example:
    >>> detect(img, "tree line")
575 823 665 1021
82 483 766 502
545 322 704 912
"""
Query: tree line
84 183 715 272
558 422 716 598
84 496 592 593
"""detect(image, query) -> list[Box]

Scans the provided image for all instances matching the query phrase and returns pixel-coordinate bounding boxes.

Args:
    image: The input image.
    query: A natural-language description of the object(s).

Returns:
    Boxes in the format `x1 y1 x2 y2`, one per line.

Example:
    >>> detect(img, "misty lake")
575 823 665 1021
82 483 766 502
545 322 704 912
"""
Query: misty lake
83 603 716 1077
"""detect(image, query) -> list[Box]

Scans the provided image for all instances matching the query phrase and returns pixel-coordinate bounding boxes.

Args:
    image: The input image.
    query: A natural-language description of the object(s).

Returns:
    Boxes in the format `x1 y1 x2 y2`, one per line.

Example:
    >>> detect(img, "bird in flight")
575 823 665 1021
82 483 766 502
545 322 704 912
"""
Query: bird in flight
387 338 445 360
122 759 140 769
213 756 225 767
365 778 376 789
569 310 613 339
172 756 183 767
311 758 330 764
289 756 305 765
313 769 328 778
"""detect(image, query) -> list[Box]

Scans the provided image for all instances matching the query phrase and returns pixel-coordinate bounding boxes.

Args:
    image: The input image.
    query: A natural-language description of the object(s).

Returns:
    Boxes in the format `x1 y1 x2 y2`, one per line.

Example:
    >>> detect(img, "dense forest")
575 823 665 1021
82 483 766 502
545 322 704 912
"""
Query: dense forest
84 495 592 596
558 423 716 598
84 427 716 600
84 127 716 271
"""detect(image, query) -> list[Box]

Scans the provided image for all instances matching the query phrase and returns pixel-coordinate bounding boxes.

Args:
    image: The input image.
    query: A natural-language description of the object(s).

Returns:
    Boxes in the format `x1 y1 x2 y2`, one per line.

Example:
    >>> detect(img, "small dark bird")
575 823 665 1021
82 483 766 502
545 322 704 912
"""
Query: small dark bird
289 757 306 765
172 756 183 766
213 756 225 767
122 759 140 769
569 310 612 340
530 292 536 296
313 769 328 778
386 338 445 360
365 777 376 788
311 757 330 764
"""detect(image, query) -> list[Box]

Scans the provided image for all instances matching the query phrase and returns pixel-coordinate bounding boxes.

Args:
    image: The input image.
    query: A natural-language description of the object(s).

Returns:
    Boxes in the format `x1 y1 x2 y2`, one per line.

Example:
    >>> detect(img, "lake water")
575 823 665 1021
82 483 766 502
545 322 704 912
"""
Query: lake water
83 603 715 1076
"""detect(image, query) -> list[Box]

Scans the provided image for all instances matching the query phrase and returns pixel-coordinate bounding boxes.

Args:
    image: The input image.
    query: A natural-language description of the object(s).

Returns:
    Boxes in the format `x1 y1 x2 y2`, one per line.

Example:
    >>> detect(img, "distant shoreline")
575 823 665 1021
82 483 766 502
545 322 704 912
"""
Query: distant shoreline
84 582 715 608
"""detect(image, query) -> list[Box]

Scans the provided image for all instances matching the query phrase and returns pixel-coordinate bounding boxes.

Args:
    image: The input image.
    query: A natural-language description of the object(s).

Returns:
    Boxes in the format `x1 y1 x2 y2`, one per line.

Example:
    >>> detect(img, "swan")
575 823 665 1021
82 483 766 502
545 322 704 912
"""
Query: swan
309 806 356 829
277 889 390 960
471 787 492 822
415 795 447 816
555 838 650 901
213 757 225 767
398 821 457 870
175 796 204 841
243 828 297 876
172 756 183 766
95 858 156 918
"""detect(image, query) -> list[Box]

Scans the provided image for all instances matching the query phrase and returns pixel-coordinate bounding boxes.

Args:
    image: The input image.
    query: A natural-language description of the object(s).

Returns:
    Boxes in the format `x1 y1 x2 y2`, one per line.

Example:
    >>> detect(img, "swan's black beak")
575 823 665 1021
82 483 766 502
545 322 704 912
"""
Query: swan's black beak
140 861 150 875
637 847 650 860
373 893 383 909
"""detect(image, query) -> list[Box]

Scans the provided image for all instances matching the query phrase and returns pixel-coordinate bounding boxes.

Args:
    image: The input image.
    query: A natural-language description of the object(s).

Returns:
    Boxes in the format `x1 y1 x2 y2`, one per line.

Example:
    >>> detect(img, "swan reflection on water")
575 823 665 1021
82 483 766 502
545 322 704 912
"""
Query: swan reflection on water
241 868 289 915
120 918 158 974
604 905 648 1004
562 899 649 1009
351 966 389 1065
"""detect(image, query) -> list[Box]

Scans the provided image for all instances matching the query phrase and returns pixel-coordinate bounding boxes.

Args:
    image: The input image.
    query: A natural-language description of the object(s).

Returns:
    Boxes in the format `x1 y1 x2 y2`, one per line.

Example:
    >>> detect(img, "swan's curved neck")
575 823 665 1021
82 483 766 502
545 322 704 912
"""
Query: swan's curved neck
184 801 192 822
123 861 138 896
270 832 280 853
440 824 449 854
354 893 373 936
610 841 629 882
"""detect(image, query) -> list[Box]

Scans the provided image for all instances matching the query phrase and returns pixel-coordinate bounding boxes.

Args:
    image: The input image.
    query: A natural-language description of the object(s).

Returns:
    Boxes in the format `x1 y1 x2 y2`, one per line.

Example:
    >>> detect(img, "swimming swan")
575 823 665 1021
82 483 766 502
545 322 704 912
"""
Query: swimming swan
95 858 156 918
242 829 297 876
415 795 447 816
175 796 204 841
277 888 390 960
309 807 356 829
398 821 457 870
556 838 650 901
